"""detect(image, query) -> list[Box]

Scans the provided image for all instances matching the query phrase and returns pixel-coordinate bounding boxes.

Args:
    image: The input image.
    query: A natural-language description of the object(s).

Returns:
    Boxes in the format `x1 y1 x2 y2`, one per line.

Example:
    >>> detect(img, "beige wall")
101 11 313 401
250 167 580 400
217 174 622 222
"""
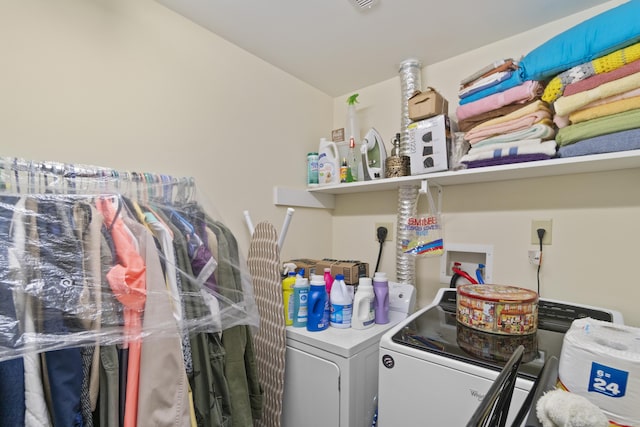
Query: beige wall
331 0 640 326
1 0 639 326
0 0 334 261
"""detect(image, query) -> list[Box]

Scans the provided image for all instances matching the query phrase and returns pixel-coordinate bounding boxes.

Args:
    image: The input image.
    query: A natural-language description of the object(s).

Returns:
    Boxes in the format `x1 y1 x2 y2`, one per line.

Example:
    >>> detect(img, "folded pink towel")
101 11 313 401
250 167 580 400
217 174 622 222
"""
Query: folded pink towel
563 59 640 97
465 110 551 144
456 81 543 121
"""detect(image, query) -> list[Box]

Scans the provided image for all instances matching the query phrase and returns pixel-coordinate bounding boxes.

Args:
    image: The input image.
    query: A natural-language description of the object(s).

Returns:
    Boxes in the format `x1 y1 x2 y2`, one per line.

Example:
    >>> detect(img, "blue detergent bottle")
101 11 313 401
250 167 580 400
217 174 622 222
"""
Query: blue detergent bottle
307 275 329 331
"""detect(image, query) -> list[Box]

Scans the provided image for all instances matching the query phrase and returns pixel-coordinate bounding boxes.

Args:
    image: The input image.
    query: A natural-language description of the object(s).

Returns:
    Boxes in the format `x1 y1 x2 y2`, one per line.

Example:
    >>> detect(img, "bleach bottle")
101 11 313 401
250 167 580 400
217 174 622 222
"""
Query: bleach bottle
307 275 329 332
373 272 390 324
318 138 339 185
352 277 375 330
330 274 352 329
292 275 310 328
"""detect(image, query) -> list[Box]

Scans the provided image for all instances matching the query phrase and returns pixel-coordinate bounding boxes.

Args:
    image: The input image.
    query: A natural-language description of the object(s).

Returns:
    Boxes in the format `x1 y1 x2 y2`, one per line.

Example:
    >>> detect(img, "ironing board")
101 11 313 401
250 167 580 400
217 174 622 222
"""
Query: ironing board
247 222 286 427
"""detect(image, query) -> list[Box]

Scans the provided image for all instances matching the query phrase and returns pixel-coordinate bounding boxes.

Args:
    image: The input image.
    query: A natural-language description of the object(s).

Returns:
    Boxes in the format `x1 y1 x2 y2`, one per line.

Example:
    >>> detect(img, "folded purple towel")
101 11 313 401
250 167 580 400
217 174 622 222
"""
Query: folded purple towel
463 153 553 168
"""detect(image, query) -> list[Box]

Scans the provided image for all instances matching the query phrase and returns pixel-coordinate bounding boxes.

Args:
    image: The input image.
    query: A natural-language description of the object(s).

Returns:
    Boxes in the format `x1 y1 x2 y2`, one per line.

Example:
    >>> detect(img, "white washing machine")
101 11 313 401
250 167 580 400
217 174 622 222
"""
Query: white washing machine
377 287 624 426
282 282 416 427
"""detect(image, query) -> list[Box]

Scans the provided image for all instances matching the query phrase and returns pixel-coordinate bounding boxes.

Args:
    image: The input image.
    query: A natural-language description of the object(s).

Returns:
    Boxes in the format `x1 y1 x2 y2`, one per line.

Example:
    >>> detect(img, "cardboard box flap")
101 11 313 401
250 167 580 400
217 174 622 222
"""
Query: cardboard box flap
409 87 438 103
315 258 369 285
409 88 448 121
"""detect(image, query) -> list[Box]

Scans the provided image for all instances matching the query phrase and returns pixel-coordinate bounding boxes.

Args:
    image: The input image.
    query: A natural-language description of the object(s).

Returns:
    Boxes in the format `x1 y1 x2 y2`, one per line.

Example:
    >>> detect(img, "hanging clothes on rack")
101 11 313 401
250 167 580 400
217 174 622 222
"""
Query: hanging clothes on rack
0 157 262 427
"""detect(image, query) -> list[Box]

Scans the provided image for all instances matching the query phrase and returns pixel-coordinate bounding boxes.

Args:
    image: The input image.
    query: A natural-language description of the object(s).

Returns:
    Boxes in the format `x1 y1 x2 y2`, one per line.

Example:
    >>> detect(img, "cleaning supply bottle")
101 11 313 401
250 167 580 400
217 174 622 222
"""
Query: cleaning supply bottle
330 274 352 329
323 268 334 296
347 137 358 182
292 275 310 328
373 272 390 324
340 158 349 183
307 275 330 332
282 271 296 326
323 268 333 324
307 152 319 185
318 138 340 185
352 277 375 330
345 93 361 181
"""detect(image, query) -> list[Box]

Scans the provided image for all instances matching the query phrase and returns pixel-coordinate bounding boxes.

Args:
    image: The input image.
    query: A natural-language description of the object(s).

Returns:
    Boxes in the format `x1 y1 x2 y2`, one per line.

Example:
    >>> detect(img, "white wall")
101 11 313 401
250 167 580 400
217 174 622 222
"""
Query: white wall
0 0 334 261
331 0 640 326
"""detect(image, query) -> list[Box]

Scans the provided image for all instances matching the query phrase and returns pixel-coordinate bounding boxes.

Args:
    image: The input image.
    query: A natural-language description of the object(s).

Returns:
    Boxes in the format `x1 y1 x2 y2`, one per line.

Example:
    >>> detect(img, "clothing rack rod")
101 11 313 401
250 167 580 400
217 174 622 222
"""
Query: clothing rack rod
243 210 255 236
277 208 295 250
0 156 195 186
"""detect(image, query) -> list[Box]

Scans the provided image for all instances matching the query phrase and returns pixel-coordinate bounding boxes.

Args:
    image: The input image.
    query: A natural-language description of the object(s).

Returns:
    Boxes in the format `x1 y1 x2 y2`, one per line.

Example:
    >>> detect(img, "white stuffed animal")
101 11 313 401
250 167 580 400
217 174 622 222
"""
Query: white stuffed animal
536 389 609 427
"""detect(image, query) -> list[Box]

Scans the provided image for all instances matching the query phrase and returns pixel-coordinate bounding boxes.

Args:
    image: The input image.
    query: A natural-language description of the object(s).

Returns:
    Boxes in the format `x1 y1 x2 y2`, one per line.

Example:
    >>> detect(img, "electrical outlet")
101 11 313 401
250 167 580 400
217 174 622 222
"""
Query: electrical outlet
531 219 552 245
375 222 393 242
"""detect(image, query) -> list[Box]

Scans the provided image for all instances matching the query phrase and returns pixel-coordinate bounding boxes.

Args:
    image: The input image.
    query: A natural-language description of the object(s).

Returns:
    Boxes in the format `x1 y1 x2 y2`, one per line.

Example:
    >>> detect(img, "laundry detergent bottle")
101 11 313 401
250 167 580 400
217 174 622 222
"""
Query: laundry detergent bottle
292 275 310 328
307 275 329 332
352 277 375 330
330 274 352 329
318 138 339 185
282 271 296 326
373 272 390 324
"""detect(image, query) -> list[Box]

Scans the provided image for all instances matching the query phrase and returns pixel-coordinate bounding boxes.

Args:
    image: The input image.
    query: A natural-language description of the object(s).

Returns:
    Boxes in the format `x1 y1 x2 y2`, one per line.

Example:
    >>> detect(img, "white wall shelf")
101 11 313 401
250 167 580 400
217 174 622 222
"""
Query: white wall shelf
274 149 640 207
273 186 335 209
312 149 640 193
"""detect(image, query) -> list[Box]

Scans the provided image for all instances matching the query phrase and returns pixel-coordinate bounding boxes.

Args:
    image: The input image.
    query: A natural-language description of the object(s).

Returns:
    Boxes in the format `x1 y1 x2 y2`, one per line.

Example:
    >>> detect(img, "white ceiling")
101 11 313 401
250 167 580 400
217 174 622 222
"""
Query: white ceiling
156 0 613 97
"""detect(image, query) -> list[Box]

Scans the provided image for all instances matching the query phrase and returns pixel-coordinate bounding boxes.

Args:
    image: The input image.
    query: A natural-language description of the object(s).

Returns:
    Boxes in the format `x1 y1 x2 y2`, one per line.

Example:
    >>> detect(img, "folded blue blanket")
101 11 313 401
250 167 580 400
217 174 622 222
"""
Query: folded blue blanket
459 71 514 100
557 128 640 157
458 72 524 105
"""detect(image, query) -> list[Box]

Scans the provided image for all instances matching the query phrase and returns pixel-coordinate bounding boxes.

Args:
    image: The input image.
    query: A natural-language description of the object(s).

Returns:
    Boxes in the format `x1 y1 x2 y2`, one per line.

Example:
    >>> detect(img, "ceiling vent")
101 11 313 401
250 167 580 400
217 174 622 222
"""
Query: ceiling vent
350 0 378 10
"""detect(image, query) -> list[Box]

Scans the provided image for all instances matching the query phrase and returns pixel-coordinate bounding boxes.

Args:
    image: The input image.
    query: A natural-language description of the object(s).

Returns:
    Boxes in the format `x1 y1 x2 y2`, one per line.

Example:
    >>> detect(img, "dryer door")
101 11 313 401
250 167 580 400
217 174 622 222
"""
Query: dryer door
282 346 340 427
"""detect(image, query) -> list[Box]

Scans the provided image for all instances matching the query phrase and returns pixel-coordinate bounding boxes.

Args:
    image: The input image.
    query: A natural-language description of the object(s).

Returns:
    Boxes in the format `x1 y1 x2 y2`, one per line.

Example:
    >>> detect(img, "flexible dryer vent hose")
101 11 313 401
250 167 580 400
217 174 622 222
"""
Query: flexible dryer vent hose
397 185 418 284
396 58 422 284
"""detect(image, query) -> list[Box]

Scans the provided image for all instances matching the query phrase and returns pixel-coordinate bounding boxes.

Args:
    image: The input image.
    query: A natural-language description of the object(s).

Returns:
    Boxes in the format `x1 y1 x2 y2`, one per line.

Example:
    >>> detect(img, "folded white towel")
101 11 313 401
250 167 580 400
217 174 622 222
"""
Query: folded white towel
460 140 557 163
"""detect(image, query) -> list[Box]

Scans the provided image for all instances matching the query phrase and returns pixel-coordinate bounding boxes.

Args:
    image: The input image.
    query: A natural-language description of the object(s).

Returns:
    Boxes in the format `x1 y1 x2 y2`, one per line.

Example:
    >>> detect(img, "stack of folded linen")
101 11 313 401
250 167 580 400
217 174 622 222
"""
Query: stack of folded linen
542 42 640 157
516 0 640 158
459 100 557 167
456 63 556 168
454 0 640 165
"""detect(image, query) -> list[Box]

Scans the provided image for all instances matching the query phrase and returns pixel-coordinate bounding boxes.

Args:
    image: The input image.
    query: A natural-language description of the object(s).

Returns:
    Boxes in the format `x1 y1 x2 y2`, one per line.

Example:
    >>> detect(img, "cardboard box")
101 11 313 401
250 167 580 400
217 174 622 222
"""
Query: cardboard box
409 88 448 121
408 114 452 175
286 258 321 278
315 259 369 285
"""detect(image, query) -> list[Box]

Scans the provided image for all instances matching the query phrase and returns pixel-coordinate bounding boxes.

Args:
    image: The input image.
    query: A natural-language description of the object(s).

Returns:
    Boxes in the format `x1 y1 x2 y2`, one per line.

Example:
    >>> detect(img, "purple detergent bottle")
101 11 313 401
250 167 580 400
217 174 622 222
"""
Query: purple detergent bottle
373 272 389 324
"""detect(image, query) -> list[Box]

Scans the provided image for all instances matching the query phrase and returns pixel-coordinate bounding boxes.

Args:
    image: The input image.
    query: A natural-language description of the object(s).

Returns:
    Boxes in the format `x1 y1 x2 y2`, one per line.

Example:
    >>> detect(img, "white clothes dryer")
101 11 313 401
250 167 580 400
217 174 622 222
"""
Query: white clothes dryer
282 282 415 427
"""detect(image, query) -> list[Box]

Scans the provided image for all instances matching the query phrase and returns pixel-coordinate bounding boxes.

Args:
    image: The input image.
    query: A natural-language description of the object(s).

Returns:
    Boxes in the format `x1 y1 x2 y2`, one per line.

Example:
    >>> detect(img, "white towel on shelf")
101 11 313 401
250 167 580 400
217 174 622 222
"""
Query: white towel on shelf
461 140 557 163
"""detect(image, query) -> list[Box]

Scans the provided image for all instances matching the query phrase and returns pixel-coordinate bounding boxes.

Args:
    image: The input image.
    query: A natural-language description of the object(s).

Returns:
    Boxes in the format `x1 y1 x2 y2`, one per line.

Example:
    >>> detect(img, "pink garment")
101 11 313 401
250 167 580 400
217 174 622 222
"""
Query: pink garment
96 197 147 427
563 59 640 97
455 81 542 121
553 86 640 128
464 110 551 144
